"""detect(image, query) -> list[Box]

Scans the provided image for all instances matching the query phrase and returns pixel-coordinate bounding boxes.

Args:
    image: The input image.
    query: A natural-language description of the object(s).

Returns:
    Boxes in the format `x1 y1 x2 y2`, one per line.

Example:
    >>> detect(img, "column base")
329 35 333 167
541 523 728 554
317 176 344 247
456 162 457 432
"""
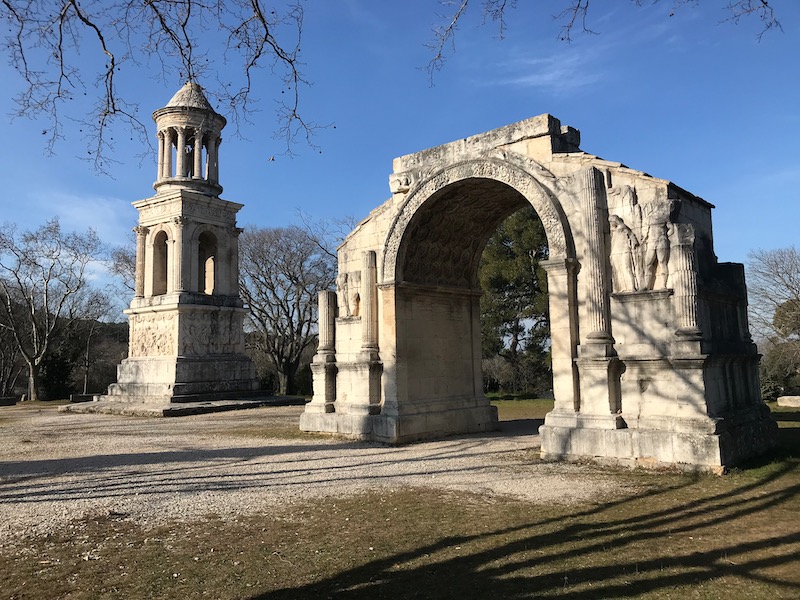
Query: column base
299 399 499 444
540 407 778 471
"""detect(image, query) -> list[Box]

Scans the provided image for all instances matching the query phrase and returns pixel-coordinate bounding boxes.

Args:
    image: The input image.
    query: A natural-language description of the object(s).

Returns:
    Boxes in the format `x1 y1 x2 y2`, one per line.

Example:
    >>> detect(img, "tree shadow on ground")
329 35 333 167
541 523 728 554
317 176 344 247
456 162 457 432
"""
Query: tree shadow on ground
250 411 800 600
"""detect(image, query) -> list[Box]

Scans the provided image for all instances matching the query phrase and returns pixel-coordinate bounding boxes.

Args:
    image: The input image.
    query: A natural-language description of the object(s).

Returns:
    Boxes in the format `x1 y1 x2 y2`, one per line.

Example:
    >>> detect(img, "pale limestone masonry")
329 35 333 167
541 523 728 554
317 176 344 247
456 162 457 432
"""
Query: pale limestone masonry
101 82 257 405
300 114 778 471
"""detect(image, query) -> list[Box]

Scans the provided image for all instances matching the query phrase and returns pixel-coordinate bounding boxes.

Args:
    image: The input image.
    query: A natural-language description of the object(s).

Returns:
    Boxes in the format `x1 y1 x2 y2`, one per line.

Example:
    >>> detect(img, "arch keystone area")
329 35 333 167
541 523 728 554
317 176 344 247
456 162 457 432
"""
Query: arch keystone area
300 114 777 470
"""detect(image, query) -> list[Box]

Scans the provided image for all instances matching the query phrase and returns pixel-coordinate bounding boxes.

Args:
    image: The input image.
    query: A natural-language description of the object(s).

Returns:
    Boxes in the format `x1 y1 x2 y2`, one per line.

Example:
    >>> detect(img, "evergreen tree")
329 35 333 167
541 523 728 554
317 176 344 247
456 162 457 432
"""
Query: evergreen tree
479 206 550 394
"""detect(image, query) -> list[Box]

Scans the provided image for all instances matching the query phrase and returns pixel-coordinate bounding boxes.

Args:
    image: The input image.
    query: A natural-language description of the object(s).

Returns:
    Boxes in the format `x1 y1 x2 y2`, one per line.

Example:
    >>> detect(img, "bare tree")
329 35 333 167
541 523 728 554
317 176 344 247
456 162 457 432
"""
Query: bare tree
109 239 136 294
0 321 24 397
747 246 800 340
1 0 318 173
747 246 800 397
0 219 103 400
427 0 783 78
239 224 336 395
75 289 116 394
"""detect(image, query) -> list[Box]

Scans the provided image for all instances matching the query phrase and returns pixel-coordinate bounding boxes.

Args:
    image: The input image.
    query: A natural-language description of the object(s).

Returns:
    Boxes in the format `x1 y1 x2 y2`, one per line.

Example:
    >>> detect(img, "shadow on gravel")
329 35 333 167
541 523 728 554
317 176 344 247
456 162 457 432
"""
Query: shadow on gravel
0 427 543 504
499 418 544 436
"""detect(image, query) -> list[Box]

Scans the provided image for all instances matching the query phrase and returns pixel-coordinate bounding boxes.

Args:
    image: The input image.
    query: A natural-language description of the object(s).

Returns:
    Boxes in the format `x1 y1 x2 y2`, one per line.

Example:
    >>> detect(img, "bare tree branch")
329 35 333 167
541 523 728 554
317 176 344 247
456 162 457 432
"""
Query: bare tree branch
426 0 784 81
0 0 317 171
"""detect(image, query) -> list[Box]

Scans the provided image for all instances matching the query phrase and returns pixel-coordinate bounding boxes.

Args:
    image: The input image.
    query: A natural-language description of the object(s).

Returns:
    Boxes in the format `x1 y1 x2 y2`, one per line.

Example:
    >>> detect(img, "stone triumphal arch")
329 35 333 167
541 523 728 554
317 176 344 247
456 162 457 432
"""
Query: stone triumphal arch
300 114 777 470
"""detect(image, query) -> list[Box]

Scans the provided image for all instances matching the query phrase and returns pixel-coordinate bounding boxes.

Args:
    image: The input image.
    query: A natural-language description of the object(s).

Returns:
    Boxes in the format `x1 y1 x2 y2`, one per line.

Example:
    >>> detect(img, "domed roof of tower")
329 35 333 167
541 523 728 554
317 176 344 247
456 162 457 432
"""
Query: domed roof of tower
165 81 214 111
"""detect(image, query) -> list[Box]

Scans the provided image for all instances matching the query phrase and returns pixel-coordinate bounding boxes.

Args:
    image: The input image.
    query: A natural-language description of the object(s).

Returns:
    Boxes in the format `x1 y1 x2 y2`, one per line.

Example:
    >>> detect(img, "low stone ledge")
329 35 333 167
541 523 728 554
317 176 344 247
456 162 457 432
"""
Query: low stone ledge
777 396 800 408
69 394 96 403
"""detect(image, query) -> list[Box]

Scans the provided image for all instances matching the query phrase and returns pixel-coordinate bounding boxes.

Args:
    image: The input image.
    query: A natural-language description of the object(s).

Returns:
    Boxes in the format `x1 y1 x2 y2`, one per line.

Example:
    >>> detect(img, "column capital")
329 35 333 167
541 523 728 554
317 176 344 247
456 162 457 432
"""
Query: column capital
133 225 149 237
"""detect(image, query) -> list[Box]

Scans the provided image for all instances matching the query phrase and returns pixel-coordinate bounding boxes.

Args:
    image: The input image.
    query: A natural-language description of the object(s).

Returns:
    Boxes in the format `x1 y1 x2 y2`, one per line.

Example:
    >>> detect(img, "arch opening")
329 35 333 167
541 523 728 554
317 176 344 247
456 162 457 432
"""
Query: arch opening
478 204 552 421
152 230 169 296
198 231 218 295
394 178 560 416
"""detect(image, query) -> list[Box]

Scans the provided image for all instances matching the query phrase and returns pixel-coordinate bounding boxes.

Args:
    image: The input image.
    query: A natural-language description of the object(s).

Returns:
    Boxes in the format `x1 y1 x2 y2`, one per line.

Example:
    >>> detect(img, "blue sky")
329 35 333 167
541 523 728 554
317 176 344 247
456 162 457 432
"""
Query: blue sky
1 0 799 268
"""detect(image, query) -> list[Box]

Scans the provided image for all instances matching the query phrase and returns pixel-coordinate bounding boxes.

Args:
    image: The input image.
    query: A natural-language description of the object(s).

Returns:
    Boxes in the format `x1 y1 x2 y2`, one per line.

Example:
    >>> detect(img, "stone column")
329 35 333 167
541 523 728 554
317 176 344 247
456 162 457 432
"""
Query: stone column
156 132 165 181
164 128 173 179
230 227 243 295
214 137 221 182
541 258 580 415
133 226 149 298
193 129 203 179
206 136 217 182
581 167 614 349
318 290 336 352
176 128 186 178
172 217 189 293
572 168 622 427
673 224 702 339
216 229 230 295
307 290 338 414
361 251 378 350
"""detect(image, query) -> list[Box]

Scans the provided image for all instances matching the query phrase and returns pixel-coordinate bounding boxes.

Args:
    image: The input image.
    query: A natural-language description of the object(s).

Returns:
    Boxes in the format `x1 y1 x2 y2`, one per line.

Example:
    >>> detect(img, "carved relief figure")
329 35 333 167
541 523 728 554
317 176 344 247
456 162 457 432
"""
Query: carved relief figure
644 222 672 290
349 271 361 317
337 273 350 317
336 271 361 317
609 215 640 292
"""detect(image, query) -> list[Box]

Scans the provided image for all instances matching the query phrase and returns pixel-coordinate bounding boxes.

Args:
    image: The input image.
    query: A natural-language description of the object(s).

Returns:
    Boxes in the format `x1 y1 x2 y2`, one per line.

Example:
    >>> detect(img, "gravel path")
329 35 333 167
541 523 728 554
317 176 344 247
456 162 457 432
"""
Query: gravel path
0 404 625 541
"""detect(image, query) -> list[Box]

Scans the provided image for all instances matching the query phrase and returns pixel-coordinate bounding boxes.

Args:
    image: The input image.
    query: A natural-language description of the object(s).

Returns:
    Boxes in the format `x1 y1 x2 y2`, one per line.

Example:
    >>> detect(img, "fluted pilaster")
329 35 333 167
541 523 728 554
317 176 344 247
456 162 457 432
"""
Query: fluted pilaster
361 251 378 350
173 217 189 292
673 224 702 338
133 225 148 298
581 167 613 344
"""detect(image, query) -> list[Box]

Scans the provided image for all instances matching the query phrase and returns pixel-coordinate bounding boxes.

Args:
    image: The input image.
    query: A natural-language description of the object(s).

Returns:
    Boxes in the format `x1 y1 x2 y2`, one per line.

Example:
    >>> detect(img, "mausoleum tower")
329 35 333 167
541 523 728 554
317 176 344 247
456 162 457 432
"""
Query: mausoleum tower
104 81 257 404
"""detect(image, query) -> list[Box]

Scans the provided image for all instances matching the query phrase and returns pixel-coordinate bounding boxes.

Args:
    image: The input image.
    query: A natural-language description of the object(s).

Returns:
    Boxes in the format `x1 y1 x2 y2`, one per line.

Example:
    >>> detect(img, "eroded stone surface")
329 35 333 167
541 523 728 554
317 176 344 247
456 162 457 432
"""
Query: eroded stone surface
301 114 777 470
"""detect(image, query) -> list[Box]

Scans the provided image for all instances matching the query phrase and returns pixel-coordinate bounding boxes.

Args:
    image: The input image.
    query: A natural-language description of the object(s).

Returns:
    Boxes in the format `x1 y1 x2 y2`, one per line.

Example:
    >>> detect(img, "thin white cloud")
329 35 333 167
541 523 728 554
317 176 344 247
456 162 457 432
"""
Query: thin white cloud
14 190 137 248
473 3 695 94
493 50 604 92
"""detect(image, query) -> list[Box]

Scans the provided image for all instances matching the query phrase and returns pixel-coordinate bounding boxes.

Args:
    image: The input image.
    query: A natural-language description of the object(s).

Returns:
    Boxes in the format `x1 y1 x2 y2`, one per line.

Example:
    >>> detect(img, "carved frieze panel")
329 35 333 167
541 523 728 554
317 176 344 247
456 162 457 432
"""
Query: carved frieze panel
180 310 245 355
129 312 176 357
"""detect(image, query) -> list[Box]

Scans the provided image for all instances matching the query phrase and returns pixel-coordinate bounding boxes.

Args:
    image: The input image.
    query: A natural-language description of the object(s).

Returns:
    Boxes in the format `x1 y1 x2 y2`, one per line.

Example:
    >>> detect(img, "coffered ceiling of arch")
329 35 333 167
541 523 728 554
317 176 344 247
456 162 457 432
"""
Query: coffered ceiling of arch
400 178 534 289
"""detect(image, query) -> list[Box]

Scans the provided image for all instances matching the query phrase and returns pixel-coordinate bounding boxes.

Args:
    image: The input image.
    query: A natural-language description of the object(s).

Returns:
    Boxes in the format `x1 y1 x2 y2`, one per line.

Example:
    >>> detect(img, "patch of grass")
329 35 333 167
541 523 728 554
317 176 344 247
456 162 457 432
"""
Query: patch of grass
2 463 798 600
491 398 554 421
1 406 797 599
216 425 331 441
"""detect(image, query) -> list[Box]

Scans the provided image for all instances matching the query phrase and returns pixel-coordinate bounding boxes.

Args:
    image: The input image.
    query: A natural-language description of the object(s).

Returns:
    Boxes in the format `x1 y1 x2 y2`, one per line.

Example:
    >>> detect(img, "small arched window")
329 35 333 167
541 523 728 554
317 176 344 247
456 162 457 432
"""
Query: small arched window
198 231 217 295
152 230 169 296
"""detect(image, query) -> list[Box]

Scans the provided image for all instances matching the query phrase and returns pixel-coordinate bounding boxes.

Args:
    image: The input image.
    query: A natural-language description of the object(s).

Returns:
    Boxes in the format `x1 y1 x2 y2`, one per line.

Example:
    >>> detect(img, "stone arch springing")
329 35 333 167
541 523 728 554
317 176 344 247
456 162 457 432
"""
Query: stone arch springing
198 230 218 295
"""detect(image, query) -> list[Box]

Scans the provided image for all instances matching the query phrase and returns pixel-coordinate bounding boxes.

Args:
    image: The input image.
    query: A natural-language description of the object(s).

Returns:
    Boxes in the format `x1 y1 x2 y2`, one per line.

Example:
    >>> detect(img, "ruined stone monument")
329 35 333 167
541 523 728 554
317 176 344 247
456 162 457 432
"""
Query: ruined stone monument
300 114 777 470
101 82 257 406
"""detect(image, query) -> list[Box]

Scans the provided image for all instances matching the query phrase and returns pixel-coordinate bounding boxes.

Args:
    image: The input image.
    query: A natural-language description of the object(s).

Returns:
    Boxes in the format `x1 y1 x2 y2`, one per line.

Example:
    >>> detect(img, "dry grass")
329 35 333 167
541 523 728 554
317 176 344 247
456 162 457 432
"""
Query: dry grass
1 402 798 599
